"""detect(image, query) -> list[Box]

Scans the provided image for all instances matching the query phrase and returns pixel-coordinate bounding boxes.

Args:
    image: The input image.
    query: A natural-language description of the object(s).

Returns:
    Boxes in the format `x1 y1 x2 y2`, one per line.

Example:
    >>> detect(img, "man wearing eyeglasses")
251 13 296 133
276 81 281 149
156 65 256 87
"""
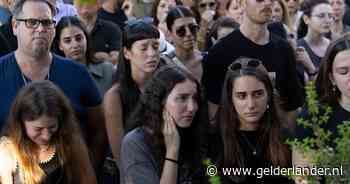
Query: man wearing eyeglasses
203 0 305 129
0 0 107 173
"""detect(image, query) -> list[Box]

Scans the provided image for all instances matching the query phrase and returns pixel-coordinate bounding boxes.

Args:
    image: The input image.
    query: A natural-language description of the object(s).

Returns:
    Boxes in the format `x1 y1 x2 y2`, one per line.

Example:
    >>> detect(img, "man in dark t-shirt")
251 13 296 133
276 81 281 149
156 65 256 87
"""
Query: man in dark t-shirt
98 0 127 29
203 0 304 126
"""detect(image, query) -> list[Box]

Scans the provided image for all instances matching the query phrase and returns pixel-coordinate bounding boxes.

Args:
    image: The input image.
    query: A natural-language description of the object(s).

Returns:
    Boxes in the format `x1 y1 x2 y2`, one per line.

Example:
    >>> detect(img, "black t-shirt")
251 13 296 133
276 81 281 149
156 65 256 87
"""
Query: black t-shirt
90 18 122 53
0 19 17 57
295 103 350 141
203 29 304 111
97 8 127 30
211 130 294 184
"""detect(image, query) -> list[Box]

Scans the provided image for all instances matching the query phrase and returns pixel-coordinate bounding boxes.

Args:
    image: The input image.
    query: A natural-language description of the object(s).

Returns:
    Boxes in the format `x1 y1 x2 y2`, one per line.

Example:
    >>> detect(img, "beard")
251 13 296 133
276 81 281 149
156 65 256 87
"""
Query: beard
31 41 50 58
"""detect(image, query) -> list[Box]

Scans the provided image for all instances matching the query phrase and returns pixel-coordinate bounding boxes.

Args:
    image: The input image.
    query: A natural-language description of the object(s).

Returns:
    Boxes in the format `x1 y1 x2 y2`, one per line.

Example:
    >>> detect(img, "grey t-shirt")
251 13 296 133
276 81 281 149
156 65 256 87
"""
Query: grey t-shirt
120 127 160 184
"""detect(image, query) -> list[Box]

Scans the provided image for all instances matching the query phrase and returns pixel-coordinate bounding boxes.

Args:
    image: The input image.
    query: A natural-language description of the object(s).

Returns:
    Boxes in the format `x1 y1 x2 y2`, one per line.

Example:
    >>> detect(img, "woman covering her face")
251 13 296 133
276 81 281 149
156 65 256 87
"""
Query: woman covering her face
120 65 209 184
211 57 293 184
0 81 96 184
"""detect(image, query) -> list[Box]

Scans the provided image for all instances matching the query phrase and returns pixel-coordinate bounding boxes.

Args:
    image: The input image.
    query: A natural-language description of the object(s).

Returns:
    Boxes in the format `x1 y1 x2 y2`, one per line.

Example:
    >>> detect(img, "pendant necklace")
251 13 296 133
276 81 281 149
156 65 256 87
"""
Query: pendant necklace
241 132 257 156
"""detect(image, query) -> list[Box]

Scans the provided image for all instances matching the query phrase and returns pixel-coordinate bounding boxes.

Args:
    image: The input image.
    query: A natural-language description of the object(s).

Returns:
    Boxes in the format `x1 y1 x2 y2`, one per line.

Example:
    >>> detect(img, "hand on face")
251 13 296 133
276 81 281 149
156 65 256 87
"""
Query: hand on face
201 10 216 23
162 109 180 154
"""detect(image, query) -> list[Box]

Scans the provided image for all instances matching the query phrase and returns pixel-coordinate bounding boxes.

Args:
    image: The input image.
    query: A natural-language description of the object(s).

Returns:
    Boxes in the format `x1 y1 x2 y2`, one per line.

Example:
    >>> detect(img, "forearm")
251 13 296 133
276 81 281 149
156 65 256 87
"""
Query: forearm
197 21 209 51
160 150 178 184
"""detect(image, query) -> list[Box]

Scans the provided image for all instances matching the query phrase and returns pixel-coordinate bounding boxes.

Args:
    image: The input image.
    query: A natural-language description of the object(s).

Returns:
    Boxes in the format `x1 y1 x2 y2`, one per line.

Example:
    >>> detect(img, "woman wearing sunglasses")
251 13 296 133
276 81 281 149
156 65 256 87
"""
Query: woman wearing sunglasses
120 65 208 184
0 81 96 184
104 20 163 168
164 6 204 82
210 57 293 184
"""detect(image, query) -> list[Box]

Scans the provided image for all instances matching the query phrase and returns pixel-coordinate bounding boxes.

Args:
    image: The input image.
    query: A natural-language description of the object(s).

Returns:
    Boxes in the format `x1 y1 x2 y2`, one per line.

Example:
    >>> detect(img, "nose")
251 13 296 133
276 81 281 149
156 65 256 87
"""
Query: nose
41 129 53 142
247 96 256 110
71 39 80 48
187 99 198 113
147 46 157 57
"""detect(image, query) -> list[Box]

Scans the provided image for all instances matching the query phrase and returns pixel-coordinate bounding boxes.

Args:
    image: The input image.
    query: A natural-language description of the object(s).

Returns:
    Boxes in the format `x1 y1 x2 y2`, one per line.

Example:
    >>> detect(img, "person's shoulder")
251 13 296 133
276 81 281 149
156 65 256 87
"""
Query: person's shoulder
98 18 121 31
0 136 17 173
0 52 15 63
122 127 146 149
53 54 87 71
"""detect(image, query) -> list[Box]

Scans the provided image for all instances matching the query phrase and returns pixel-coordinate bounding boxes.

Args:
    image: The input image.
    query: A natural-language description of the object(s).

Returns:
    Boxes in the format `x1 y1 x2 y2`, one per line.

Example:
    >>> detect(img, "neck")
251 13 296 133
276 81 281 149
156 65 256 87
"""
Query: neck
131 68 153 92
240 122 259 131
333 20 344 34
82 16 97 33
77 56 88 65
240 17 269 45
305 31 326 45
15 50 52 80
102 1 116 13
339 96 350 112
175 47 195 63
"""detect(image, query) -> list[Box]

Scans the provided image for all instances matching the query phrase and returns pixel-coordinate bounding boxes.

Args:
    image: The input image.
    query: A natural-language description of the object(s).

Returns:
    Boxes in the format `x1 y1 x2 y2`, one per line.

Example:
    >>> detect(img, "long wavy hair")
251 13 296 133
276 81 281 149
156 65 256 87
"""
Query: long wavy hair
2 81 91 184
218 59 290 169
316 33 350 105
126 65 209 176
114 20 160 131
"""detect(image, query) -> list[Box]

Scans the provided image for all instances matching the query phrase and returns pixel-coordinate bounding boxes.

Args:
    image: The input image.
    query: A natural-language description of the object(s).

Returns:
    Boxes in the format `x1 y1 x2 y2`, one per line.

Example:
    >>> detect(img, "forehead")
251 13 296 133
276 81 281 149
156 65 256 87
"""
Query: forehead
200 0 216 3
170 79 197 94
132 38 159 46
233 76 266 92
24 115 58 127
312 3 332 13
159 0 176 5
333 49 350 68
173 17 196 27
20 1 53 18
61 26 85 37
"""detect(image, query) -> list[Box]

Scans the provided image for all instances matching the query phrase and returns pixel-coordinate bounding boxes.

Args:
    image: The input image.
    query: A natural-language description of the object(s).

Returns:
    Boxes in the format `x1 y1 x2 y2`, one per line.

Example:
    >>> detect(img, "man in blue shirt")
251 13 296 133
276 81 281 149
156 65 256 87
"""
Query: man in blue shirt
0 0 107 169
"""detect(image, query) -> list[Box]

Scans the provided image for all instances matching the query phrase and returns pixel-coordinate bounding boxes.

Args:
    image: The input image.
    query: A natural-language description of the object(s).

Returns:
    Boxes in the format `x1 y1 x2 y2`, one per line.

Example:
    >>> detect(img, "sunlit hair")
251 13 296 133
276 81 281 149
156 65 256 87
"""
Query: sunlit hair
275 0 292 31
114 20 160 131
126 65 208 175
218 57 290 169
2 81 89 184
316 33 350 105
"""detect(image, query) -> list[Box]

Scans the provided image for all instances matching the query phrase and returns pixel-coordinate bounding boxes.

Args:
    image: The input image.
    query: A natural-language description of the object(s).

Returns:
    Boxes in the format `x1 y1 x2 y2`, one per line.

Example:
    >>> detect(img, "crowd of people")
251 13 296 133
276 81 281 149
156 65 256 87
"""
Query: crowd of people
0 0 349 183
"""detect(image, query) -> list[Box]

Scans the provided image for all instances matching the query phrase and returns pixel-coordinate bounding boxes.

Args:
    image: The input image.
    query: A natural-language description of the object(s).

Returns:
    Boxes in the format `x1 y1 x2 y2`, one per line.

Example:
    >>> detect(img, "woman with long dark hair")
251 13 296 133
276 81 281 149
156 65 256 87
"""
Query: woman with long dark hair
120 65 208 184
213 57 293 183
53 16 114 95
104 20 163 165
0 81 96 184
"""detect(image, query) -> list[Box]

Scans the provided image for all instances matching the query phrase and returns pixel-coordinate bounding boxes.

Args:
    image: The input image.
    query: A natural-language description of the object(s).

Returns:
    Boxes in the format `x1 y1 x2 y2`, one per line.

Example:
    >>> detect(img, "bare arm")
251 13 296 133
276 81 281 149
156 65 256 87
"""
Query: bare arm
86 104 108 168
78 137 98 184
0 138 16 184
104 85 124 166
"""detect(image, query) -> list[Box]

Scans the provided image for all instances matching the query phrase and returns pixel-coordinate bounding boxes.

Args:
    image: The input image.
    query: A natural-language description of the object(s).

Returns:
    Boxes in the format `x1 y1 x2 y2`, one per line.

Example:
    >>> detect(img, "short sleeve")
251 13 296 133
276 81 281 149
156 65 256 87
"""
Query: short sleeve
79 66 102 107
106 21 122 51
120 130 159 184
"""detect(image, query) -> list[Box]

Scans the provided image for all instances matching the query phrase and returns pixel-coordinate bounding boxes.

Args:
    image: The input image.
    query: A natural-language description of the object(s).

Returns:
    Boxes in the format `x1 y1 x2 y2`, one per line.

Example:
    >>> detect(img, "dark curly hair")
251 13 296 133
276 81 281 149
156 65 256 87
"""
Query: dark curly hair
126 65 209 177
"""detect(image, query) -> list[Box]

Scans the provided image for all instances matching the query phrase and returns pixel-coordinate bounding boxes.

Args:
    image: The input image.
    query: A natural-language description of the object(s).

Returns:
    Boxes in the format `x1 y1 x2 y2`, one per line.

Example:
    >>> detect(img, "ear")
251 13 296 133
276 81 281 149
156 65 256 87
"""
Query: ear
123 47 131 60
329 72 336 85
12 18 18 36
303 14 310 25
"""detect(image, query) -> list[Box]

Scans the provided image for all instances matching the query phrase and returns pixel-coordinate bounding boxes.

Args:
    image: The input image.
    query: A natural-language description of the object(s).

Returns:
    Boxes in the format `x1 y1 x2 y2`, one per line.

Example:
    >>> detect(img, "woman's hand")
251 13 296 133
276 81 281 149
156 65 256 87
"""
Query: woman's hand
162 110 180 159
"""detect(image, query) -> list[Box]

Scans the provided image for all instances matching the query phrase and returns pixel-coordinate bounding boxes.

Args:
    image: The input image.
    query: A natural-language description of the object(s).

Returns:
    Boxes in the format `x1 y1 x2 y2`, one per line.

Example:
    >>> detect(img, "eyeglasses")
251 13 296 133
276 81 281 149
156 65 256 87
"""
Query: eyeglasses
199 2 216 9
312 13 335 20
175 24 199 37
16 18 56 29
228 58 262 71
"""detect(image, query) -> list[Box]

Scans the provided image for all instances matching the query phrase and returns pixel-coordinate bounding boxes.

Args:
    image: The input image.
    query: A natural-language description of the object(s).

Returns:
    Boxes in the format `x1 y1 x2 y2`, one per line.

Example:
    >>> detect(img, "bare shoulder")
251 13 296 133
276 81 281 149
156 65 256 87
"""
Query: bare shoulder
0 137 17 174
104 83 122 109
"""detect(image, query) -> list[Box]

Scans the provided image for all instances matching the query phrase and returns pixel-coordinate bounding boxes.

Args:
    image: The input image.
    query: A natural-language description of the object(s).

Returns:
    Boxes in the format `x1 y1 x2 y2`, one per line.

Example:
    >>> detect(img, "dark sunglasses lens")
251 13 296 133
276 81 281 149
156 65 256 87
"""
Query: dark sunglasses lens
199 3 206 8
231 63 242 71
42 20 54 27
189 24 198 35
26 19 38 27
248 60 260 67
209 2 216 7
176 26 186 37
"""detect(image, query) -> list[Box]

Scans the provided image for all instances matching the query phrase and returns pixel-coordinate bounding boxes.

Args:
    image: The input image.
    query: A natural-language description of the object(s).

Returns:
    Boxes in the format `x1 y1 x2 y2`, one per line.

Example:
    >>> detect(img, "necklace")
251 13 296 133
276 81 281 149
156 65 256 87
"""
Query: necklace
241 132 257 156
39 146 56 164
21 70 50 86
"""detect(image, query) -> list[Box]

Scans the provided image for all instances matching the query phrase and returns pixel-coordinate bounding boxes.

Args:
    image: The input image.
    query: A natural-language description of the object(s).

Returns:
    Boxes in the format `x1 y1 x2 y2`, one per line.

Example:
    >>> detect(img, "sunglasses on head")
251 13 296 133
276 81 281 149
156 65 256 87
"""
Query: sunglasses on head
175 24 199 37
199 2 216 9
228 58 262 71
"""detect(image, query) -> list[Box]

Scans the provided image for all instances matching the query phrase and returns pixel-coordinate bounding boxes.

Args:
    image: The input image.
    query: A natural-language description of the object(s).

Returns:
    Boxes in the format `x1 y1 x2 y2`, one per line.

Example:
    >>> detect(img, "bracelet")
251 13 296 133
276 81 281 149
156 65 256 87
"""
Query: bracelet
165 158 178 164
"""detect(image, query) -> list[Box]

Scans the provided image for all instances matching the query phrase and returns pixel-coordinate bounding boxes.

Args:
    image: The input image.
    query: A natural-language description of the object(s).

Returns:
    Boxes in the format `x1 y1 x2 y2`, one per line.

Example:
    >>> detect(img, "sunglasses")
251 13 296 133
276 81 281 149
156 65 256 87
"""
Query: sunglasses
228 58 262 71
199 2 216 9
175 24 199 37
16 18 55 29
